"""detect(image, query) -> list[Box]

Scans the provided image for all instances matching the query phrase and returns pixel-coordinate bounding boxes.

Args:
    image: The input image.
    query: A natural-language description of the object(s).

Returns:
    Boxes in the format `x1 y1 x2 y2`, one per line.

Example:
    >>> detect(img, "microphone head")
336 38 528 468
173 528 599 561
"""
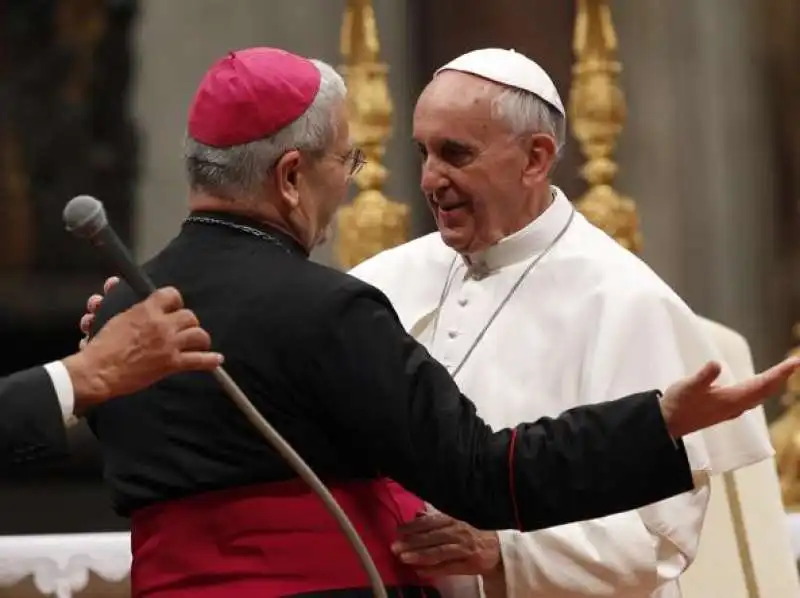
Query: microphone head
64 195 107 239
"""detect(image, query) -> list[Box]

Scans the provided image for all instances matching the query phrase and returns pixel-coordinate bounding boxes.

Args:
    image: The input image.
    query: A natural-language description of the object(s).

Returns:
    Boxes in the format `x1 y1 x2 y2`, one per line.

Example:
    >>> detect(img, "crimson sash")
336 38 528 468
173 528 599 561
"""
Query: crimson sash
130 478 434 597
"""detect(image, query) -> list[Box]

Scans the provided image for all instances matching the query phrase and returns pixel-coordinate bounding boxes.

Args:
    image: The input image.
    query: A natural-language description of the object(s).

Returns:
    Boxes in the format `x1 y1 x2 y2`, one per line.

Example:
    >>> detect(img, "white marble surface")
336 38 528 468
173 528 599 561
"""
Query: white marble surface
1 521 799 597
0 532 131 598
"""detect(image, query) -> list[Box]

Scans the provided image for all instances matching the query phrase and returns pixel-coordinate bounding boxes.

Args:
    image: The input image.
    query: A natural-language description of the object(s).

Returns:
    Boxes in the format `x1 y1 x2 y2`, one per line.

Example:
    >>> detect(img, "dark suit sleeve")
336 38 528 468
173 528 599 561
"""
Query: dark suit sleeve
0 366 68 470
305 286 695 532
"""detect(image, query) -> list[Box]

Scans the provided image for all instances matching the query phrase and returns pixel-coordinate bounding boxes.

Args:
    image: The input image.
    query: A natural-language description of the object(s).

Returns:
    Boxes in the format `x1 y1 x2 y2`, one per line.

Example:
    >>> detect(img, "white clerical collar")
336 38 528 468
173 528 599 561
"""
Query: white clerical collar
462 186 573 275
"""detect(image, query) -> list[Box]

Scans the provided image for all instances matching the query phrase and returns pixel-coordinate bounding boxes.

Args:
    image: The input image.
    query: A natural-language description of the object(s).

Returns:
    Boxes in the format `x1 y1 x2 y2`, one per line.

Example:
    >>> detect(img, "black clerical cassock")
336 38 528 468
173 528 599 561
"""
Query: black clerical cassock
88 212 694 598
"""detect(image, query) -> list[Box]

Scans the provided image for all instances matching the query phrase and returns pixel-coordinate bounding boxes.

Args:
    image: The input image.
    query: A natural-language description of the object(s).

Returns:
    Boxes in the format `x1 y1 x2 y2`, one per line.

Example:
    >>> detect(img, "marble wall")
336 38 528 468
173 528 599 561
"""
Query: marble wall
612 0 788 373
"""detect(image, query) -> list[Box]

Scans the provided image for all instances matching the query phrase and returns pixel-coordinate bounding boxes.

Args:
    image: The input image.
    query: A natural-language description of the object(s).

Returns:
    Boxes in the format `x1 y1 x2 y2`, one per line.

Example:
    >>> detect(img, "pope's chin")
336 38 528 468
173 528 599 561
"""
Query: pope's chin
436 222 474 253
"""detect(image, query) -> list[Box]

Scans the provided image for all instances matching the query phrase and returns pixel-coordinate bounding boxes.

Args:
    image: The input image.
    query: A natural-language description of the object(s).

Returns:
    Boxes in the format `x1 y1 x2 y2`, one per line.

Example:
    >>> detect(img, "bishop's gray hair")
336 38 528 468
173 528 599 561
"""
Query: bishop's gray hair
184 58 347 200
490 87 567 168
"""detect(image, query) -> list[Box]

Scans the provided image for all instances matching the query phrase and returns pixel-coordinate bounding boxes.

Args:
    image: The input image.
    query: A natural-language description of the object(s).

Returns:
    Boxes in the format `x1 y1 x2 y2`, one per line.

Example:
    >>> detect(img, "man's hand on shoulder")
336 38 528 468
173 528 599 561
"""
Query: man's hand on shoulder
63 286 223 415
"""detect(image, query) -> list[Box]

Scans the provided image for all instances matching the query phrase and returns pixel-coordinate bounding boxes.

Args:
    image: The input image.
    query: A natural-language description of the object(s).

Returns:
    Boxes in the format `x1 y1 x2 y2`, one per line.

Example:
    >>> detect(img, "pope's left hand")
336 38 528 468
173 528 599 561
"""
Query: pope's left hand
391 512 501 577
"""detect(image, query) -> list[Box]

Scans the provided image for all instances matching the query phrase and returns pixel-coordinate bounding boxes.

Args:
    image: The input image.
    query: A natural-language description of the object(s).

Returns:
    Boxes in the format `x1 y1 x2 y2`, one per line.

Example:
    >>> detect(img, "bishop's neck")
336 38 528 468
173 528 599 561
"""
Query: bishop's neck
188 191 310 252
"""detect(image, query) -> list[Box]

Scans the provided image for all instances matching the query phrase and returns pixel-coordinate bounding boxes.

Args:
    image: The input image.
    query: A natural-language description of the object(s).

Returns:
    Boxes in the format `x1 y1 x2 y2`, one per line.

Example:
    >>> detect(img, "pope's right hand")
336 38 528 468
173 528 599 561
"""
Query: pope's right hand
79 275 120 349
661 357 800 438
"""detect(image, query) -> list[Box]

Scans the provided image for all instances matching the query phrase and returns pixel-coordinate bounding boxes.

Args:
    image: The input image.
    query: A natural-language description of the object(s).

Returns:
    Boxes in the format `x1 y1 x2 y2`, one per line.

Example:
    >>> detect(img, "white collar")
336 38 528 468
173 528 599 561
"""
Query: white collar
462 186 573 274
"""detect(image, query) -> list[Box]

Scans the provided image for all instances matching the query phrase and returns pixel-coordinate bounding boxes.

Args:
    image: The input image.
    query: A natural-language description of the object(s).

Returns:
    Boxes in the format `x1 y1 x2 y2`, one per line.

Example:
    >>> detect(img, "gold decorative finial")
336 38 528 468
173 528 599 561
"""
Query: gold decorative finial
334 0 410 269
770 324 800 510
569 0 642 253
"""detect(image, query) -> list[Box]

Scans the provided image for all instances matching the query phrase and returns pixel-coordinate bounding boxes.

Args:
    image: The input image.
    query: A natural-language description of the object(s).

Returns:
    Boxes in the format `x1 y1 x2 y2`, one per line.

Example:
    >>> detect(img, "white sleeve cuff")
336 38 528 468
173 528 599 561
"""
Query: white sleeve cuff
682 432 711 471
681 432 712 489
43 361 78 428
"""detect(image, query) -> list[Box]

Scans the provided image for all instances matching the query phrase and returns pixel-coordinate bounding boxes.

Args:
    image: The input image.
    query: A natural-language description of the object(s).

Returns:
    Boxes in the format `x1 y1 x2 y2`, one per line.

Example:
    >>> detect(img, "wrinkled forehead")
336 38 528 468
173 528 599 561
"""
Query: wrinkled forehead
413 71 506 141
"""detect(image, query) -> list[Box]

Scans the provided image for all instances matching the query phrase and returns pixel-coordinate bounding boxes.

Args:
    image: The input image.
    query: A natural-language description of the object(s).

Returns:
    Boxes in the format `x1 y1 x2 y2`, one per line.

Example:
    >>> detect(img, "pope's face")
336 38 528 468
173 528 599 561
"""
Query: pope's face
413 71 553 254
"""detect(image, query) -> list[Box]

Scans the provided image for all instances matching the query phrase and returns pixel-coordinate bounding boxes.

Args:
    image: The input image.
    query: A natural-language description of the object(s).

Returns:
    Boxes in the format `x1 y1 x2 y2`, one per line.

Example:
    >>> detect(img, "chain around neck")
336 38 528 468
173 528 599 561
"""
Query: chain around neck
430 206 575 379
184 214 298 256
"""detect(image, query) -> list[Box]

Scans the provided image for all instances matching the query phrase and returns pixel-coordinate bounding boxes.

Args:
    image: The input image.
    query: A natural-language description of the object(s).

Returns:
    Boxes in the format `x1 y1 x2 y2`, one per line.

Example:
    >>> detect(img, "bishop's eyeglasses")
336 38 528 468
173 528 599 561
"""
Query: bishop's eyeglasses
273 146 366 180
335 147 366 179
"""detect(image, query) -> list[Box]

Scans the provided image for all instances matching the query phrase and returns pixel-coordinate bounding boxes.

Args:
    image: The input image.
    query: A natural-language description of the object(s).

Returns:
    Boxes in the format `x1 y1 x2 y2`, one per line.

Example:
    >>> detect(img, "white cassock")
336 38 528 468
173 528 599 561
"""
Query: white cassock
348 186 773 598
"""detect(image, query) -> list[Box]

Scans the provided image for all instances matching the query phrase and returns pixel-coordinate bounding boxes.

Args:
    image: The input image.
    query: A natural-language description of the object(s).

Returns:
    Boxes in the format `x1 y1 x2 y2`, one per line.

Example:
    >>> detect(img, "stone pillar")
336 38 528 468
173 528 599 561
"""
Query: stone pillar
612 0 784 369
132 0 420 267
613 2 799 595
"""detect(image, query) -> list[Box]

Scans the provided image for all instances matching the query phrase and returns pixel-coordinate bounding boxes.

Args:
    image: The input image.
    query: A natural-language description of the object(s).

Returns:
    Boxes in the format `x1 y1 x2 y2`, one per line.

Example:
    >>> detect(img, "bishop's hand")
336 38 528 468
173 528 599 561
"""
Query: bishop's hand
79 275 119 349
661 357 800 439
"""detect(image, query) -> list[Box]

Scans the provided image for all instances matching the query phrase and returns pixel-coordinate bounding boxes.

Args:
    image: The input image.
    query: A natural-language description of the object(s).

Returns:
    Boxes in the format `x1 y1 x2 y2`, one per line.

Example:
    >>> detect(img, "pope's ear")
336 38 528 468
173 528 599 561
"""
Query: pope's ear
523 134 558 184
274 150 302 208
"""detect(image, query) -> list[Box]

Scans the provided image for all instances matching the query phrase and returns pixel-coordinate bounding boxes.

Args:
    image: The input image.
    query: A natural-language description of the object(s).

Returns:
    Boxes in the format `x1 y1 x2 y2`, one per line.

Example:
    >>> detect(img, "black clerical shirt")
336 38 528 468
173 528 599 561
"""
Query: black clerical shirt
87 211 693 532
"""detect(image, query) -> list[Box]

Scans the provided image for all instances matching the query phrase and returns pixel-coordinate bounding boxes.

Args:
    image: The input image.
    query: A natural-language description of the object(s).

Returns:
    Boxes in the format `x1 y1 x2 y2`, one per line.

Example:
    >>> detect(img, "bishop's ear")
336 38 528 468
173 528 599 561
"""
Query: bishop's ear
523 134 558 184
274 149 303 209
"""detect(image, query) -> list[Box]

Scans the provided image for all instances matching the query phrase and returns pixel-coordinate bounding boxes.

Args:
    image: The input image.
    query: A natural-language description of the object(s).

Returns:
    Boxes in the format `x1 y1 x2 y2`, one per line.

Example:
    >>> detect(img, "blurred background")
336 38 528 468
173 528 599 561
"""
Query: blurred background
0 0 799 596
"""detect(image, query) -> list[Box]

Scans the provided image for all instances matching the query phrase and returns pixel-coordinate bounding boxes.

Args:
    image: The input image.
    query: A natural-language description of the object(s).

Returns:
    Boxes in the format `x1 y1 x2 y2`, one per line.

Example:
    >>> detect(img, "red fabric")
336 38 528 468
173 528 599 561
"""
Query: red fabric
130 478 428 597
508 428 522 530
188 47 321 148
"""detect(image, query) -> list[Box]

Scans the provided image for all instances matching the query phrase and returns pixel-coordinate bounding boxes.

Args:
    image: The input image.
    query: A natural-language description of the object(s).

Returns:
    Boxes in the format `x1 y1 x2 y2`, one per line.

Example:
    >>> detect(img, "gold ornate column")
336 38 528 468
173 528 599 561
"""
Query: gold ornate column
569 0 641 254
765 0 800 521
334 0 410 270
770 327 800 510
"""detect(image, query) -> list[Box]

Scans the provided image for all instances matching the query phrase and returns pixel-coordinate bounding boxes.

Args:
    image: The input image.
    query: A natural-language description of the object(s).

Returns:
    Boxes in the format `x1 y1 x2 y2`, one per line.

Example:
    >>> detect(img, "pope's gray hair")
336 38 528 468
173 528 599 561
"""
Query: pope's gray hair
183 58 347 200
491 87 567 165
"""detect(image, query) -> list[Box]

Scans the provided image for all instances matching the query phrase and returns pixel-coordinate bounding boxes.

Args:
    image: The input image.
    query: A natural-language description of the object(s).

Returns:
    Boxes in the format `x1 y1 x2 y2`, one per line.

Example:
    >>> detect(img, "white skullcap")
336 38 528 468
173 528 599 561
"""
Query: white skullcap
435 48 565 117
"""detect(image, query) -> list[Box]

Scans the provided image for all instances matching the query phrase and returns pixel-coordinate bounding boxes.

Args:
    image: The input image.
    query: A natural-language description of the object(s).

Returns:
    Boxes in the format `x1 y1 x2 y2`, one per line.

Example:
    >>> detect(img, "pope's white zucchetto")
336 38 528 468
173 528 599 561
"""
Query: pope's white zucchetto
435 48 565 117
